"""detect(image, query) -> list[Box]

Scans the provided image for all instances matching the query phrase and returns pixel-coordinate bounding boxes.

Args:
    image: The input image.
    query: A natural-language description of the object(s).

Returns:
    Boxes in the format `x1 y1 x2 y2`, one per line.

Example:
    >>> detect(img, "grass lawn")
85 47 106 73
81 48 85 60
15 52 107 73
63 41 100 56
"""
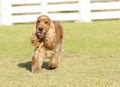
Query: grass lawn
0 20 120 87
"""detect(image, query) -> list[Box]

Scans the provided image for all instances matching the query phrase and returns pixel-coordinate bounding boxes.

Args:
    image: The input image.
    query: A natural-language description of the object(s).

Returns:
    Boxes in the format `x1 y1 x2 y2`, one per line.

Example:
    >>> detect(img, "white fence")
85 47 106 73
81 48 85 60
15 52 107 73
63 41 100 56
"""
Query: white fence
0 0 120 25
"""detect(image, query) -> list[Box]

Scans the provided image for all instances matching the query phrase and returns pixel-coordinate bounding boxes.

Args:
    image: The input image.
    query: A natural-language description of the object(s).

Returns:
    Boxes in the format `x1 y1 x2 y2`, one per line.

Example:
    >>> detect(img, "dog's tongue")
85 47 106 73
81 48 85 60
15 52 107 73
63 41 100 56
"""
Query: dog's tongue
38 32 43 36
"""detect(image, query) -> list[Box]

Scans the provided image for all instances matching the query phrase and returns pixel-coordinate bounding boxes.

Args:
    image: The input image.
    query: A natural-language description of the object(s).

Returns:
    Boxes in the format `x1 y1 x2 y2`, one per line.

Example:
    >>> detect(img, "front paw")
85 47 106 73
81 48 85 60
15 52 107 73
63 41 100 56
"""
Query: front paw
32 67 41 73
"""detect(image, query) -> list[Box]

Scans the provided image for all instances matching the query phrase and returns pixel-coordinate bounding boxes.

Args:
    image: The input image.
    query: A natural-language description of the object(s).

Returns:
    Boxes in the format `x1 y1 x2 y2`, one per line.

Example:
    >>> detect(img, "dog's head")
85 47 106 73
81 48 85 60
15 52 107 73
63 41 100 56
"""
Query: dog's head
34 15 52 39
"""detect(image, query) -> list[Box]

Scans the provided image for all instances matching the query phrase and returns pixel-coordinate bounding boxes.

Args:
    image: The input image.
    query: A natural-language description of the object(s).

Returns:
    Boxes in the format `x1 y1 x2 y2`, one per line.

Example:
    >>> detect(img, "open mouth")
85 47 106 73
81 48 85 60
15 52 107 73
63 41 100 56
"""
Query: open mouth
37 32 45 38
38 31 43 36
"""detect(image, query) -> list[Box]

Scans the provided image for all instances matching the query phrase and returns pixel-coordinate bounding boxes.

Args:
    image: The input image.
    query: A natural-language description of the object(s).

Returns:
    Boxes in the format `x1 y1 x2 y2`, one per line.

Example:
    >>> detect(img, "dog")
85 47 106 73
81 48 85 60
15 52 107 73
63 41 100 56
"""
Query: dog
31 15 63 73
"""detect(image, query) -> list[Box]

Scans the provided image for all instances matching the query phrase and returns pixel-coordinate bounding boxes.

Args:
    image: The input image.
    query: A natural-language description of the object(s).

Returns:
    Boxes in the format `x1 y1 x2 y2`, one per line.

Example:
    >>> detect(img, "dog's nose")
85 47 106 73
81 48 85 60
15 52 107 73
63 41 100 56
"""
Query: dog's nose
38 27 43 31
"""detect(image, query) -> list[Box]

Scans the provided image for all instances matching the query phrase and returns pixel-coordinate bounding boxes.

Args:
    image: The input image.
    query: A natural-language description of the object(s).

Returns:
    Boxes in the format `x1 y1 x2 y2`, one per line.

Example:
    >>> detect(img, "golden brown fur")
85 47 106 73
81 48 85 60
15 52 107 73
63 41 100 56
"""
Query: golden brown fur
31 15 63 73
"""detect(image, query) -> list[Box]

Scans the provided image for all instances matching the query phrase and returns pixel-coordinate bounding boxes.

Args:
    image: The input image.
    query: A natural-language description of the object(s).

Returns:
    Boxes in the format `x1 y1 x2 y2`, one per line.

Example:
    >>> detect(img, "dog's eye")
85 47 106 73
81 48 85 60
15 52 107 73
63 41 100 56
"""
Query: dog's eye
37 20 40 23
45 21 48 24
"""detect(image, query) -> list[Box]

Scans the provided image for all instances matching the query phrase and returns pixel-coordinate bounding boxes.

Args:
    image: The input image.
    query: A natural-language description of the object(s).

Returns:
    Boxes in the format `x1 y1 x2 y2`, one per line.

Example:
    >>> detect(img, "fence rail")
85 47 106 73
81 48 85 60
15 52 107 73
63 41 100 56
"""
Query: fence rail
91 2 120 19
0 0 120 25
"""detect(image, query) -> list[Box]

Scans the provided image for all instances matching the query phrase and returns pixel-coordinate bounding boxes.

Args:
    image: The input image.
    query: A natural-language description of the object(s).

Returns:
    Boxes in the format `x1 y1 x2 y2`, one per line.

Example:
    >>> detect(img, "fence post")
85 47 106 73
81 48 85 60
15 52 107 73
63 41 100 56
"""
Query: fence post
41 0 48 15
0 0 12 25
78 0 91 22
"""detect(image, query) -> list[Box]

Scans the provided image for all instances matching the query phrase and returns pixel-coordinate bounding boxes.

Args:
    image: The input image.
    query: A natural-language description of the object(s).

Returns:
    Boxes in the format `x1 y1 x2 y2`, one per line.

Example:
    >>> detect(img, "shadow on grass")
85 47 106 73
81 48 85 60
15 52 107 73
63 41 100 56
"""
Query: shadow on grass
17 61 49 72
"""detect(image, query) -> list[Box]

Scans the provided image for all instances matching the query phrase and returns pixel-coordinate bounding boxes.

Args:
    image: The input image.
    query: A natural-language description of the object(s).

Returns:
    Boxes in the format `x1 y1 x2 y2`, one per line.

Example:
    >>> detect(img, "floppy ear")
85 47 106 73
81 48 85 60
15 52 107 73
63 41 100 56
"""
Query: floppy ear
31 21 40 47
33 21 37 34
44 21 56 48
47 21 55 37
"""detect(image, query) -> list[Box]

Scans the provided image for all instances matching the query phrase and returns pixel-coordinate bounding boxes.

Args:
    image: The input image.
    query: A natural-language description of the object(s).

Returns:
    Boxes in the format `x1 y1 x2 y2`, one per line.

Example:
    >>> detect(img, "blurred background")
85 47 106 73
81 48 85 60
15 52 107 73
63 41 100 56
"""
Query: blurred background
0 0 120 25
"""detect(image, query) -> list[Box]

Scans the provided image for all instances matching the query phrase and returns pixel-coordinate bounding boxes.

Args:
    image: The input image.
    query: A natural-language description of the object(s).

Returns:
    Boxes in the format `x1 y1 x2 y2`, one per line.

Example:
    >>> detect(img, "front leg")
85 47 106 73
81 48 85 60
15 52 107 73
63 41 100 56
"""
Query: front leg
32 43 44 73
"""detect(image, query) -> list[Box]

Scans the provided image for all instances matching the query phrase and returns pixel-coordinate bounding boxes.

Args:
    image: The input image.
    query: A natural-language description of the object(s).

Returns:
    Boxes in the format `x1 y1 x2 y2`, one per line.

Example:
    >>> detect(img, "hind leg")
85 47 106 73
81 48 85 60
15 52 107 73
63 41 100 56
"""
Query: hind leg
48 50 63 69
49 54 59 69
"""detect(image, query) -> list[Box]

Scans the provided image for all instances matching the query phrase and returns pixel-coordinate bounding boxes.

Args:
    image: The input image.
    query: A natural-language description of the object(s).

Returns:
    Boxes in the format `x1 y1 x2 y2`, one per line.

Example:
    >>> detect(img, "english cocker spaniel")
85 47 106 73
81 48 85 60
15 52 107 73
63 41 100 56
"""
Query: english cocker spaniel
31 15 63 73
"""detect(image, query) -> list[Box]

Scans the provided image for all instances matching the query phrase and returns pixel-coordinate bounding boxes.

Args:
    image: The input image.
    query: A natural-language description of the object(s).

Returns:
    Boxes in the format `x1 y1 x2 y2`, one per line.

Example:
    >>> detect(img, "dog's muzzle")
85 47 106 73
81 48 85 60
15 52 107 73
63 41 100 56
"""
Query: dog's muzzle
36 27 45 39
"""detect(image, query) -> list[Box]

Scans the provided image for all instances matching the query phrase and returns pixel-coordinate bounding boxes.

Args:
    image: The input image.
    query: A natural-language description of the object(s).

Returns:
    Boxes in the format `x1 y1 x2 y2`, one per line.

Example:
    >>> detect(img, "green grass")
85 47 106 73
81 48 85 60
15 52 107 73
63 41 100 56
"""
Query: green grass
0 20 120 87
